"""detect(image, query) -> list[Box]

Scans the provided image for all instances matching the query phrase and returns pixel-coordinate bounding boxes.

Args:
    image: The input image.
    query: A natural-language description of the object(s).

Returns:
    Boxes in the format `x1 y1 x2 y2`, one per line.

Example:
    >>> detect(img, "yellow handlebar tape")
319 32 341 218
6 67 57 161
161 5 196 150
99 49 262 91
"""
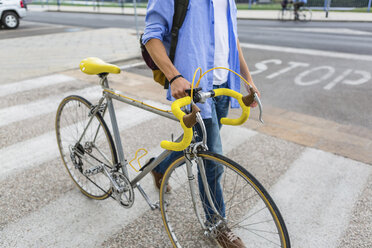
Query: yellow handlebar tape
160 89 250 151
214 88 250 125
160 96 193 151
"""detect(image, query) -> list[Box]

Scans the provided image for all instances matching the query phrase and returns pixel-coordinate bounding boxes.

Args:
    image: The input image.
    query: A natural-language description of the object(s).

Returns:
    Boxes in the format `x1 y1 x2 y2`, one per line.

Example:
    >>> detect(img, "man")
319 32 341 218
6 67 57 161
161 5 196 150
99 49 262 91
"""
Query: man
293 0 307 20
281 0 289 10
142 0 259 247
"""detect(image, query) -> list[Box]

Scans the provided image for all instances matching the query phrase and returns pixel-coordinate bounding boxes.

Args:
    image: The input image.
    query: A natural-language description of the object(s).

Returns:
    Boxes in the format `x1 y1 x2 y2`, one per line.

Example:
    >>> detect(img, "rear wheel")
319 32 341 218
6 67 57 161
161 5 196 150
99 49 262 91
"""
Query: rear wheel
160 151 290 248
2 12 19 29
56 95 117 200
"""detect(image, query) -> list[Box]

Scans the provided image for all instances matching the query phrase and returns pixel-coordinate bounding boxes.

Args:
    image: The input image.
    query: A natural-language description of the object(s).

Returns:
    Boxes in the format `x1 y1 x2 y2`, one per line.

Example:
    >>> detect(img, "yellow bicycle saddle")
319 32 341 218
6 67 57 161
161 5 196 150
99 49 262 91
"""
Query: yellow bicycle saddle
79 57 121 75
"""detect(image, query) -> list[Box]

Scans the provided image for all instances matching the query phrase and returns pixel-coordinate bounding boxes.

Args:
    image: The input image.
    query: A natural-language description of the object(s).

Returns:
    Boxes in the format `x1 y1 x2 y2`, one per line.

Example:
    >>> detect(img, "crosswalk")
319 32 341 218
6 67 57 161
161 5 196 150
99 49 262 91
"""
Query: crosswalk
0 73 371 248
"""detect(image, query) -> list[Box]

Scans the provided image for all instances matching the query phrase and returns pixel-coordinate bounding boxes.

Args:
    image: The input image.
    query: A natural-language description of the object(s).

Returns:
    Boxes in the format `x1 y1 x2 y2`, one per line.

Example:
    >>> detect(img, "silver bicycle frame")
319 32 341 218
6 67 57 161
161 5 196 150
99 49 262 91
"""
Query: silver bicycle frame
79 75 222 220
99 76 178 180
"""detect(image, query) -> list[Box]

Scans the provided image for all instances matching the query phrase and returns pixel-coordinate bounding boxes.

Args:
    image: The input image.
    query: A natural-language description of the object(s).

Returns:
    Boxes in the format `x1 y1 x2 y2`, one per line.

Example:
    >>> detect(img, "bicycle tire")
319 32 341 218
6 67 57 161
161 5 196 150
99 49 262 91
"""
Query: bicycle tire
159 151 290 248
56 95 118 200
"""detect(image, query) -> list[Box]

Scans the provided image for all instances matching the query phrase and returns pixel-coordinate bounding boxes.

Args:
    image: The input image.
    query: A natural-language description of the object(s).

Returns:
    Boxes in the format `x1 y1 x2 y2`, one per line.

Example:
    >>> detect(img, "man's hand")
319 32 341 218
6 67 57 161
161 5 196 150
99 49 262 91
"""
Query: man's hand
170 77 191 99
245 83 261 108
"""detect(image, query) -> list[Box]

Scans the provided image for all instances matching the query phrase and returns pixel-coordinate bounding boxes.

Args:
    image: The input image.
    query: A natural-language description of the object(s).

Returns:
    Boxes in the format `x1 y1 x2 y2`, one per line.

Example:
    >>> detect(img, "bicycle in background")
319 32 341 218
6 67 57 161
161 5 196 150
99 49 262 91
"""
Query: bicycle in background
278 0 312 22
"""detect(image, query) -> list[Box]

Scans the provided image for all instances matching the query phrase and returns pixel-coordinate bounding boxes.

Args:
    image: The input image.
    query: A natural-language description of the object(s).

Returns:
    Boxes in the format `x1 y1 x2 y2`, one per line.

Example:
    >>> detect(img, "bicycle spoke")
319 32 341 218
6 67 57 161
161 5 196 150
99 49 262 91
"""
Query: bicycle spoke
160 153 289 247
226 172 239 218
238 226 281 247
230 205 266 229
57 96 116 199
240 219 274 227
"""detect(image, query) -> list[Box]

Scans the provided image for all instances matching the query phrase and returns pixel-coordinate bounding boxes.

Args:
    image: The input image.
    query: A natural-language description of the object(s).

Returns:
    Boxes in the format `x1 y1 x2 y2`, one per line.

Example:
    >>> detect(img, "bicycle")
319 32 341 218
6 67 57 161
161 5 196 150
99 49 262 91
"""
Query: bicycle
278 2 312 22
55 57 290 247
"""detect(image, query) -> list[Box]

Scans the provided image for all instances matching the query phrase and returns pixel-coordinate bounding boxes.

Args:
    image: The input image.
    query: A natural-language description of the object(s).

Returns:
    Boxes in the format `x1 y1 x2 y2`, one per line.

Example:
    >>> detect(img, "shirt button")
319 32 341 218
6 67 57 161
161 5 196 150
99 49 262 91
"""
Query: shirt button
212 21 215 24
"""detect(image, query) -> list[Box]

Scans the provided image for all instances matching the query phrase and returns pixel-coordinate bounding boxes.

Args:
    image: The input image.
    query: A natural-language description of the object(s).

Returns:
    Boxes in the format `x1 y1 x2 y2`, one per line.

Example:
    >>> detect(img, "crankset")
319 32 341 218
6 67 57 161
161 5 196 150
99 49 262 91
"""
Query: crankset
111 172 134 208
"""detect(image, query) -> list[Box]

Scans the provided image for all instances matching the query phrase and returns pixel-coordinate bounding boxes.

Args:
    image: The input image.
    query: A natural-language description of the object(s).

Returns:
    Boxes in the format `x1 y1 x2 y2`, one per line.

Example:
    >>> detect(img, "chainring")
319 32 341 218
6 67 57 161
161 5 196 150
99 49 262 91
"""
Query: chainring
112 172 134 208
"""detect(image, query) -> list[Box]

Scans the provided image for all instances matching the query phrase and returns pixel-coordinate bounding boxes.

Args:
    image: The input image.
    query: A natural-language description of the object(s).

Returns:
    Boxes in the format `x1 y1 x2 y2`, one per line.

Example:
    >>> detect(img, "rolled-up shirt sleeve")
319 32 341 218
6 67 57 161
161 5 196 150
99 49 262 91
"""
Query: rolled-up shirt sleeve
142 0 174 45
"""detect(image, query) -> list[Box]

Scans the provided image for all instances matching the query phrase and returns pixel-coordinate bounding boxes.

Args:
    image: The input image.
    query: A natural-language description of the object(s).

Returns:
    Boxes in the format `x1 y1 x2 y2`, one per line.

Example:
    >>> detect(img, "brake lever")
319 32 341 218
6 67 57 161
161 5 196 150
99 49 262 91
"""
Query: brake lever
253 92 264 124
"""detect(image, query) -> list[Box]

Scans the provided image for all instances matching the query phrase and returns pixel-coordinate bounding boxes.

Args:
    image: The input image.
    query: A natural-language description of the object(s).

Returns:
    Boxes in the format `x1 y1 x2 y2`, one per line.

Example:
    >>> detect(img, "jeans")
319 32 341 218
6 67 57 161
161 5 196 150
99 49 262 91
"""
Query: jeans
154 83 230 222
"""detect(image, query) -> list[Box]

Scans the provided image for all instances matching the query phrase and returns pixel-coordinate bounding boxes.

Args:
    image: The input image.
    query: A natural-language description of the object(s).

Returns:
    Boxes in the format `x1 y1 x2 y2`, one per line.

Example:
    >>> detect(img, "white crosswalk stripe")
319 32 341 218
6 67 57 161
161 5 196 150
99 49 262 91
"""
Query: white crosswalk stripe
0 86 101 128
0 74 75 97
237 148 372 247
0 103 168 180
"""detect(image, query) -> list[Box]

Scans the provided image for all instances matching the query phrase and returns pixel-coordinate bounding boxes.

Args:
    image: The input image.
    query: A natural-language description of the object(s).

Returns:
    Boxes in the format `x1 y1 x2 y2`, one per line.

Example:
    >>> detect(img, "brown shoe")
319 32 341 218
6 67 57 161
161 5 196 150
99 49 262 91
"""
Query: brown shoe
151 170 171 193
216 227 246 248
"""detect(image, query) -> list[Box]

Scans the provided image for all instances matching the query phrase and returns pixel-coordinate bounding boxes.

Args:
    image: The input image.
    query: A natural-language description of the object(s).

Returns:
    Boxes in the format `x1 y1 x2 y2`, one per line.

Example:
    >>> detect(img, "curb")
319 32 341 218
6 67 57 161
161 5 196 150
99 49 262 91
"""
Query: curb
29 6 372 23
43 9 372 22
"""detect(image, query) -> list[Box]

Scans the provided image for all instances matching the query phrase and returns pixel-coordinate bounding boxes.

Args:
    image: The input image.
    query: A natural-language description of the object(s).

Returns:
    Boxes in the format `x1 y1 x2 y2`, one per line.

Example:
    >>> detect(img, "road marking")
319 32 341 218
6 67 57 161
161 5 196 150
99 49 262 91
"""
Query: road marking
0 74 75 97
0 126 257 247
0 86 101 128
251 59 371 90
0 104 165 180
250 59 282 76
269 148 371 248
295 66 336 86
271 27 372 36
0 21 68 38
343 70 371 86
240 43 372 62
266 61 309 79
324 69 353 90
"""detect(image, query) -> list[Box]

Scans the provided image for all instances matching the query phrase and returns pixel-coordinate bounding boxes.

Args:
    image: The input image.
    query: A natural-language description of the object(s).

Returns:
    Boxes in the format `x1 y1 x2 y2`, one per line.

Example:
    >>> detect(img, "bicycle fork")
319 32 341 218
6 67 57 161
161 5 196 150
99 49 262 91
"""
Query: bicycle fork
185 153 226 238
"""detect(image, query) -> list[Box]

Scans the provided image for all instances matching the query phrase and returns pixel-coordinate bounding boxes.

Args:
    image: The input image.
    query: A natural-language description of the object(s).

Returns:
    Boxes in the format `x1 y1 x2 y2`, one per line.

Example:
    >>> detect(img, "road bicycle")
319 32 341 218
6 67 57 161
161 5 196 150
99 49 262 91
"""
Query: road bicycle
278 3 312 22
55 57 290 247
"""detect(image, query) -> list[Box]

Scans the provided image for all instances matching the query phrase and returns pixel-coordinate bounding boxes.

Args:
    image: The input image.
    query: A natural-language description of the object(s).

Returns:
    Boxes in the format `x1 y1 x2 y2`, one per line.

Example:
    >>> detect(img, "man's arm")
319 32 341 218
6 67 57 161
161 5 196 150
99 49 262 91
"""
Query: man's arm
145 38 191 99
237 39 260 107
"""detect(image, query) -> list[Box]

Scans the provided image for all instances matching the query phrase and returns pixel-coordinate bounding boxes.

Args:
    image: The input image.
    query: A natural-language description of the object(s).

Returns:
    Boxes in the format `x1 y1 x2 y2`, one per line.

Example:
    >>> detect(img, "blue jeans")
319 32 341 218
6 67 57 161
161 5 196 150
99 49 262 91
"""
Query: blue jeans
154 83 230 222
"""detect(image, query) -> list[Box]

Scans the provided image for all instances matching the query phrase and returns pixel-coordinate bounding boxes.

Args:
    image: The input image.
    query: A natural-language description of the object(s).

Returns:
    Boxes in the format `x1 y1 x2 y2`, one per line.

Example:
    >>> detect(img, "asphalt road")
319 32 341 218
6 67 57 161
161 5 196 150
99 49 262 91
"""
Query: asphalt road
1 11 366 129
19 11 372 55
2 11 372 129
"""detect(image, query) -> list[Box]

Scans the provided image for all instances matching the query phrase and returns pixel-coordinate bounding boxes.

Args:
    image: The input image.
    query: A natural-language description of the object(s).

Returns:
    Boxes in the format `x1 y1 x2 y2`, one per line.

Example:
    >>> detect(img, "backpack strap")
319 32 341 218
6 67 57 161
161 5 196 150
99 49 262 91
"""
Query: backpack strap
164 0 189 89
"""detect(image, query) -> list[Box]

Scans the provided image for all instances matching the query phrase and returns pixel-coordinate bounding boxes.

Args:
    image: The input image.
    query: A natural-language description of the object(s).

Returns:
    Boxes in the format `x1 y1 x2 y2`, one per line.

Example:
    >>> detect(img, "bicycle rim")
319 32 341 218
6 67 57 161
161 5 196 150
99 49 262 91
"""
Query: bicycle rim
56 95 117 200
160 151 290 248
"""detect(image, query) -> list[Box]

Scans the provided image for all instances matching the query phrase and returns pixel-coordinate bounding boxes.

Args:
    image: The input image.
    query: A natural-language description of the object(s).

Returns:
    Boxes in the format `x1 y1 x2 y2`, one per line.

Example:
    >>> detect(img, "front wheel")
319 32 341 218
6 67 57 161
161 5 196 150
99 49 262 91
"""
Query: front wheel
2 12 19 29
160 151 290 248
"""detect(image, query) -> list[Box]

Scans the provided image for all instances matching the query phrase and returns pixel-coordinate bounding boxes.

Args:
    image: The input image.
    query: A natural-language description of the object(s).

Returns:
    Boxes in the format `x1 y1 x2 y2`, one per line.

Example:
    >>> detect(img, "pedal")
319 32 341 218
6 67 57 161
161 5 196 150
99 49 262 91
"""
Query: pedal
151 201 160 210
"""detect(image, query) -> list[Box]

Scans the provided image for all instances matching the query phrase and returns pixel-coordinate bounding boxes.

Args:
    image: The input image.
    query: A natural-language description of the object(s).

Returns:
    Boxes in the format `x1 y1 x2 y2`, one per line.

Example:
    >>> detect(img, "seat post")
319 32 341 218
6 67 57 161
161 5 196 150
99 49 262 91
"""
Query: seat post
101 73 128 177
99 73 109 87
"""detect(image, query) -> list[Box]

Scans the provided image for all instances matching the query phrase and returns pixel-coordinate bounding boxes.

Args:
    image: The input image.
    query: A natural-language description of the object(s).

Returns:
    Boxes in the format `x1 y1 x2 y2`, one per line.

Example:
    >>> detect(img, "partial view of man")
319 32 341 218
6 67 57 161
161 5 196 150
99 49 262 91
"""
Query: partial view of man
142 0 260 247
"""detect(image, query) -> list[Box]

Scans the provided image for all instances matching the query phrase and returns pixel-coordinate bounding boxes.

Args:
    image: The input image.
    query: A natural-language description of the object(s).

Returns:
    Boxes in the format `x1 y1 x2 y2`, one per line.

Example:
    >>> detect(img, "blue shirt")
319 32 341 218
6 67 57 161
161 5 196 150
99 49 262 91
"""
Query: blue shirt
142 0 241 119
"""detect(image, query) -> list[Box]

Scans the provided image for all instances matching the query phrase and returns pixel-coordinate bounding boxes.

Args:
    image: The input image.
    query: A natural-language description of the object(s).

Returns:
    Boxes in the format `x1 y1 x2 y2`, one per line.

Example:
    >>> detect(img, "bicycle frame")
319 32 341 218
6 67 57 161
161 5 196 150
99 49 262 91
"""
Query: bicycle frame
76 73 220 218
